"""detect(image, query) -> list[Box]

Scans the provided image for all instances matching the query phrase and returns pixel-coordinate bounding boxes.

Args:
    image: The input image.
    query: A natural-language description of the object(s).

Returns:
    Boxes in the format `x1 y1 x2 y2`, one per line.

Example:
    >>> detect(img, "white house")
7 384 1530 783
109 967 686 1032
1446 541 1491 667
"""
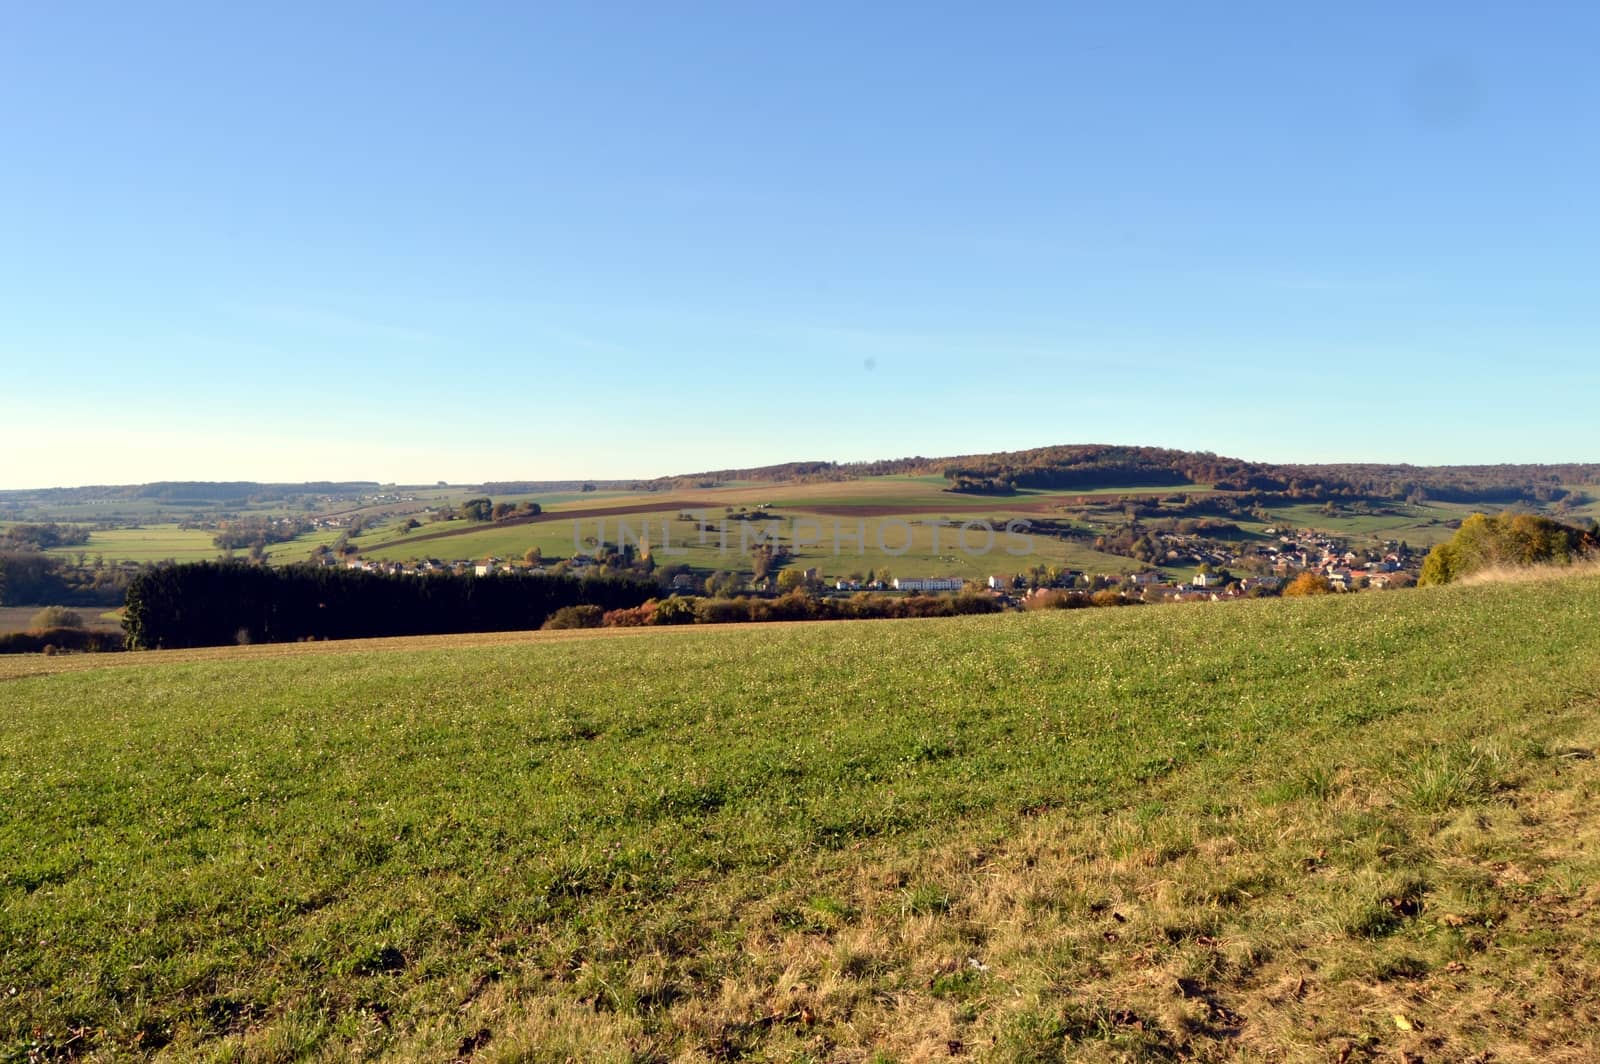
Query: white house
892 577 964 592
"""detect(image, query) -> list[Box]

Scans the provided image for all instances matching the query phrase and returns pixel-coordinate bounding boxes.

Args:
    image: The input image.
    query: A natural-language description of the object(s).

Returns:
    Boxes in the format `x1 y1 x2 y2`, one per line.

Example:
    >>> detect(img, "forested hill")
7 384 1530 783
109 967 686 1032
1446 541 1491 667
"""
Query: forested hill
0 482 381 506
653 458 933 488
660 445 1600 505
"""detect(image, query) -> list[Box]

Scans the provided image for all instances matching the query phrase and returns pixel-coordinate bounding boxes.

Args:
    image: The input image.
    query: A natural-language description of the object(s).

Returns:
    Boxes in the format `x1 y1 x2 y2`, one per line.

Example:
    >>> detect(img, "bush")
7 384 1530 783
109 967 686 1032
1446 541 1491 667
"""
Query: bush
694 597 752 625
602 601 658 627
1024 590 1092 610
650 597 699 625
0 628 124 655
29 606 85 631
1283 572 1332 597
543 605 604 630
1420 512 1598 585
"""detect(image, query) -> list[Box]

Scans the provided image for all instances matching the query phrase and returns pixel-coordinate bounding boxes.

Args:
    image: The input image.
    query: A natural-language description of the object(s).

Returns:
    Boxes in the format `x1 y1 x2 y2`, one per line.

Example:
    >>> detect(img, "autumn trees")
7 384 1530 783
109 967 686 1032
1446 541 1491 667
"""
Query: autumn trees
1419 513 1598 585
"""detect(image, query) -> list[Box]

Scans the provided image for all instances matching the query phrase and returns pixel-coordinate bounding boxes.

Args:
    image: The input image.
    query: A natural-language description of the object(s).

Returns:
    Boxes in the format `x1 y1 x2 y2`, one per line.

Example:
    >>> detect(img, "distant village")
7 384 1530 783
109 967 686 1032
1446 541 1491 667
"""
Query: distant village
334 525 1421 603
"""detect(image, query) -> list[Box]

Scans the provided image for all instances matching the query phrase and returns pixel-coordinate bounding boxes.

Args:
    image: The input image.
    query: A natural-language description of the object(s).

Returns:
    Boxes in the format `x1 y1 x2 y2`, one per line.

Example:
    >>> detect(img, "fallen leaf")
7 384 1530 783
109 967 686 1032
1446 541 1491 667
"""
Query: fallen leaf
1393 1013 1414 1031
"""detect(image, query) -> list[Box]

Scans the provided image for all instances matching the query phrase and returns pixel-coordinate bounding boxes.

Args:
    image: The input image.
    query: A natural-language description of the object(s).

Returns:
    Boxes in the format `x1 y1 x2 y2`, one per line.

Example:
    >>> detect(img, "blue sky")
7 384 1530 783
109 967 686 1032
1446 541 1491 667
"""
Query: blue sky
3 2 1598 487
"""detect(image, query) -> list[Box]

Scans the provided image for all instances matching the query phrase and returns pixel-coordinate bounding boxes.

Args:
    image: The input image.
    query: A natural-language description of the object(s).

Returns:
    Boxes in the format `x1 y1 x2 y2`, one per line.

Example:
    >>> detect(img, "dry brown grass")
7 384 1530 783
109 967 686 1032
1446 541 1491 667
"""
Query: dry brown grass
1456 557 1600 587
353 696 1600 1063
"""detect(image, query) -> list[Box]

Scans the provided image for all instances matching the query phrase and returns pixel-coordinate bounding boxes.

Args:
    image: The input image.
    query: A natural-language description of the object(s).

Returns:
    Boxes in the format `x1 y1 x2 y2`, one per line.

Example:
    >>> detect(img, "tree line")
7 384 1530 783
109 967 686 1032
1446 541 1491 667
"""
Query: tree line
0 553 135 607
122 563 659 649
545 589 1008 629
1 523 92 550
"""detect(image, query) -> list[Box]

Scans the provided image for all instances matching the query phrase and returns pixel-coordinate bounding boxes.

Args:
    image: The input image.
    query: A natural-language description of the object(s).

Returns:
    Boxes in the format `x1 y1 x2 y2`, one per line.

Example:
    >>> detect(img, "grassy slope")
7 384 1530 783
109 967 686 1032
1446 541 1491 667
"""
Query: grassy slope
348 472 1194 579
4 577 1600 1061
1246 501 1476 549
41 525 221 564
355 513 1143 582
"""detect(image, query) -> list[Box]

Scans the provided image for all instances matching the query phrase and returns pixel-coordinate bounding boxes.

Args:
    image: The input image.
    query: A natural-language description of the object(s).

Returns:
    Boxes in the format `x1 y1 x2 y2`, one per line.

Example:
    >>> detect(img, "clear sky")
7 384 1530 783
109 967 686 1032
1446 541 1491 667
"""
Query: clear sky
3 2 1598 488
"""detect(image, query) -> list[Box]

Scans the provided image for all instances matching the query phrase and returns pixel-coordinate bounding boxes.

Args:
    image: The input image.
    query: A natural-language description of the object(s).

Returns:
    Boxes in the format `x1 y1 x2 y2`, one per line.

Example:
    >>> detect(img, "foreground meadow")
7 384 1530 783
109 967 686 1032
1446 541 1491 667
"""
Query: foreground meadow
4 576 1600 1061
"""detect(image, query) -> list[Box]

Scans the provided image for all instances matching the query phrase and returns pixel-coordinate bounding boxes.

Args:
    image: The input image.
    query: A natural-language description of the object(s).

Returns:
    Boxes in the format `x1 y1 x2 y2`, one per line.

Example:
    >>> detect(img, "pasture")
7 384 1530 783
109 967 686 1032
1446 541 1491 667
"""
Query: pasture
41 525 220 564
0 605 121 636
348 474 1214 581
1242 501 1475 549
4 573 1600 1060
355 509 1147 582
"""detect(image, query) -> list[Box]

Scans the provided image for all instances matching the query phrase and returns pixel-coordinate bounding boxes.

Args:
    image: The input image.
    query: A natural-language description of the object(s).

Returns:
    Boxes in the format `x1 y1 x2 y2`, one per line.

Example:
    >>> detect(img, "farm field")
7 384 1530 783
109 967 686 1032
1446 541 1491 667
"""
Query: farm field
511 476 1212 518
5 573 1600 1060
41 525 221 564
17 474 1586 585
356 510 1153 582
1241 501 1478 549
351 475 1222 580
36 522 386 567
262 525 370 566
0 605 121 636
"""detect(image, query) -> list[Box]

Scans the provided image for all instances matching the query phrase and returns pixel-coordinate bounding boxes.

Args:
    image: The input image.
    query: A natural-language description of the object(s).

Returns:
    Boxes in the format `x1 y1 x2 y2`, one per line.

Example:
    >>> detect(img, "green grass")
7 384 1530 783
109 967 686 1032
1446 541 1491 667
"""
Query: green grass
261 526 371 565
4 576 1600 1060
41 524 222 563
1249 501 1478 547
37 524 370 566
357 510 1146 581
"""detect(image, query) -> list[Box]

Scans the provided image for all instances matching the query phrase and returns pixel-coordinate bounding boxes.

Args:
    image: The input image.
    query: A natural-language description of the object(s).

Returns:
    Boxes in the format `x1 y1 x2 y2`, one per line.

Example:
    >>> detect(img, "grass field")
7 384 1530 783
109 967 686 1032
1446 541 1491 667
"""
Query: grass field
5 574 1600 1060
1242 502 1477 549
0 605 121 636
41 525 222 564
356 511 1149 582
346 473 1212 581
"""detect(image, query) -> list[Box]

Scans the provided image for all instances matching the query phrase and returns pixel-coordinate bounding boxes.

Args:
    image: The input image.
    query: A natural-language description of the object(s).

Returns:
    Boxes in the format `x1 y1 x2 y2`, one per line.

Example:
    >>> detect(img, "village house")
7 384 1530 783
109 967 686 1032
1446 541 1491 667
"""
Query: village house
892 577 964 592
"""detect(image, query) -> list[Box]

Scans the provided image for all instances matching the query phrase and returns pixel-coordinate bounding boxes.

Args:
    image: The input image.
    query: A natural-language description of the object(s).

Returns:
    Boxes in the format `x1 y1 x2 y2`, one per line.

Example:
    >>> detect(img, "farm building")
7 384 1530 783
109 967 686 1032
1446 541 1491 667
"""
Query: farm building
891 577 964 592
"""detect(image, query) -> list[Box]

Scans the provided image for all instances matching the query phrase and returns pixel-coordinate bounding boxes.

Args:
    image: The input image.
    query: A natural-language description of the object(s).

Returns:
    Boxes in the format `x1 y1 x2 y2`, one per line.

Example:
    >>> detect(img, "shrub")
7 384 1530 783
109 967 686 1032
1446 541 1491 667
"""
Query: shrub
29 606 84 631
543 605 605 630
694 597 752 625
1283 572 1332 597
1025 589 1092 610
952 591 1003 615
650 597 699 625
0 628 124 655
602 601 658 627
1420 512 1599 585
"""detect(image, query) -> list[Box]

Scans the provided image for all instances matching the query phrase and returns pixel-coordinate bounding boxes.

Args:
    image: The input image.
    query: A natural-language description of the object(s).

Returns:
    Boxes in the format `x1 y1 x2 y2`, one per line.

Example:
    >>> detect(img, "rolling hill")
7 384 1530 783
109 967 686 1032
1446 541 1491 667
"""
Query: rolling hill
5 571 1600 1060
